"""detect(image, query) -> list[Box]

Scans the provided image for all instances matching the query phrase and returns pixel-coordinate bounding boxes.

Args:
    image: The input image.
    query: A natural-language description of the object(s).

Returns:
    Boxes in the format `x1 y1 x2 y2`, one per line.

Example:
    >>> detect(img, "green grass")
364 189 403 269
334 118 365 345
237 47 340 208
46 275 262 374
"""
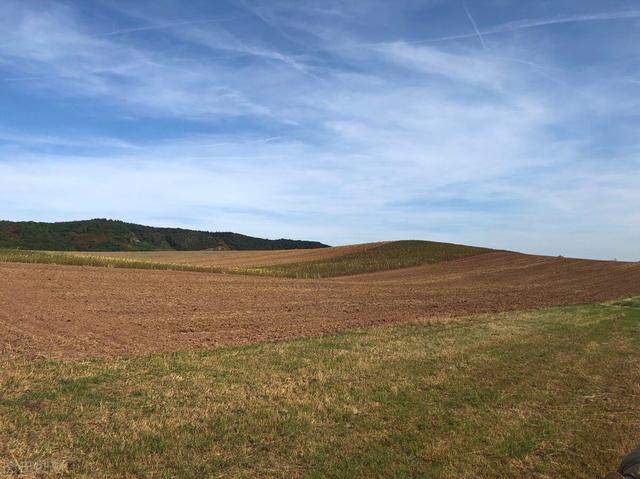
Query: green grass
609 297 640 308
0 241 493 278
1 300 639 478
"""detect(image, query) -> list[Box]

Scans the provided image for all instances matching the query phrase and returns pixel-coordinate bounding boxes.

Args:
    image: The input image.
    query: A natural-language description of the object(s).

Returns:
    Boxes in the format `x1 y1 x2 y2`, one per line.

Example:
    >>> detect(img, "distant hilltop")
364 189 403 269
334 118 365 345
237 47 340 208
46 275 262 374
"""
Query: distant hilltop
0 219 329 252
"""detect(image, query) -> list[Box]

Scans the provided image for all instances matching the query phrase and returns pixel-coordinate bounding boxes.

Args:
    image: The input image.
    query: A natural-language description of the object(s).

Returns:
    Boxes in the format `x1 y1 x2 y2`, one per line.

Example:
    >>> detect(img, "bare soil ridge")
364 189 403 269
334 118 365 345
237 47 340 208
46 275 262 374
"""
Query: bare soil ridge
70 242 384 267
60 239 492 278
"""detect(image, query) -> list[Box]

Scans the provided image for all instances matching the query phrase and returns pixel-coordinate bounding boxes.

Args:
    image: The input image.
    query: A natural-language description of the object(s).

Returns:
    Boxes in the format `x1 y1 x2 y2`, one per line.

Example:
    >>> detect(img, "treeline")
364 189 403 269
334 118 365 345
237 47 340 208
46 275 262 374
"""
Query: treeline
0 219 328 251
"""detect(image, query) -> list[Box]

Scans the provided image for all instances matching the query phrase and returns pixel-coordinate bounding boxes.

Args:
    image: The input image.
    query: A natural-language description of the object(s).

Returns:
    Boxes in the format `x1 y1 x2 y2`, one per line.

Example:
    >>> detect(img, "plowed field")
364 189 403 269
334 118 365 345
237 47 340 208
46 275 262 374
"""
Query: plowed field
2 251 639 358
68 242 385 267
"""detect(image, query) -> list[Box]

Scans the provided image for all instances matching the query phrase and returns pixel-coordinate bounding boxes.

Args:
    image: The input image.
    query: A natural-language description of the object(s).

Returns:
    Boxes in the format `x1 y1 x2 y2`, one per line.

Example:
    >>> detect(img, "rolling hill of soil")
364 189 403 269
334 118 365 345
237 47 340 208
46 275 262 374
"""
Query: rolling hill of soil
69 242 385 267
63 240 493 277
2 251 639 359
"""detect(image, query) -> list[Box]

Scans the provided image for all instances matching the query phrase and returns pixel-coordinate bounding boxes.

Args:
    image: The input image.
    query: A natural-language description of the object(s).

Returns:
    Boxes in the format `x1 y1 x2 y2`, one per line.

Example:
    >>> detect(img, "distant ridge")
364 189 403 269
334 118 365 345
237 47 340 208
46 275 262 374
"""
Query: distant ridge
0 219 329 251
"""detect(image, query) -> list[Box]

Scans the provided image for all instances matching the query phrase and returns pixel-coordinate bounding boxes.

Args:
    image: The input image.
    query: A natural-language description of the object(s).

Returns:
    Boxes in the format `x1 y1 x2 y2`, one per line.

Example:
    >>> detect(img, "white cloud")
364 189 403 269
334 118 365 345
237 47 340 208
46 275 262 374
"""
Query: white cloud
0 1 275 118
0 1 638 259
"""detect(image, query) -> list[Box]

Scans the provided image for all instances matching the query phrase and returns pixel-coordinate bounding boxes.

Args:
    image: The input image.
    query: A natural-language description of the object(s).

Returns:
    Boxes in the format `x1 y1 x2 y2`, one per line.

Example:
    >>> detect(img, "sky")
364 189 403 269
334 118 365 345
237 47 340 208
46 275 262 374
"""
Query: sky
1 0 639 260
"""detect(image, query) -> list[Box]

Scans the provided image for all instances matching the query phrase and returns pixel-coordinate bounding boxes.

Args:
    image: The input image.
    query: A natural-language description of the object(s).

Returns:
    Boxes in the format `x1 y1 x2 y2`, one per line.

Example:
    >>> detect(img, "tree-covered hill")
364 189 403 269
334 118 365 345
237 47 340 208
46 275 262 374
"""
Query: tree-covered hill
0 219 329 251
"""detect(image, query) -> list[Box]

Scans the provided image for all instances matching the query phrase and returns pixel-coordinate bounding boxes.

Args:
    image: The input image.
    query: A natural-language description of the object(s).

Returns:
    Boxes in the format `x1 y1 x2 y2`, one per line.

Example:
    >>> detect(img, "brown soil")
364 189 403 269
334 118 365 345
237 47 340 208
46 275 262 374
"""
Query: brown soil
68 242 385 267
1 252 639 359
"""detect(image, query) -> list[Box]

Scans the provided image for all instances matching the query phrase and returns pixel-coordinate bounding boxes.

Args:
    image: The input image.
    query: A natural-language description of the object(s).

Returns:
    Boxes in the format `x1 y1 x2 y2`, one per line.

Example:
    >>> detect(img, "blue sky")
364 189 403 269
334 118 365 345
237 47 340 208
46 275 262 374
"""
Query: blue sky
1 0 639 259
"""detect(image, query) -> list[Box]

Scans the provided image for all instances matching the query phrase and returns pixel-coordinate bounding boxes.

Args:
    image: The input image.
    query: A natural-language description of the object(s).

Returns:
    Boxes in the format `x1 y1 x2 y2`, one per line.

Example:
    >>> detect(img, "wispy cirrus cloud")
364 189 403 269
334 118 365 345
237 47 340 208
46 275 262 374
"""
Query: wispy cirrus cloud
0 2 275 118
0 0 639 259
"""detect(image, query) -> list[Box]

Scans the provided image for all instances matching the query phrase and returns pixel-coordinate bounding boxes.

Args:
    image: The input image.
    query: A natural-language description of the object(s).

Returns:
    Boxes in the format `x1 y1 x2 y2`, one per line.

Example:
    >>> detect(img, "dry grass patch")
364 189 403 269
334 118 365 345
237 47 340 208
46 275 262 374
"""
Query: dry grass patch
0 249 227 274
1 300 639 477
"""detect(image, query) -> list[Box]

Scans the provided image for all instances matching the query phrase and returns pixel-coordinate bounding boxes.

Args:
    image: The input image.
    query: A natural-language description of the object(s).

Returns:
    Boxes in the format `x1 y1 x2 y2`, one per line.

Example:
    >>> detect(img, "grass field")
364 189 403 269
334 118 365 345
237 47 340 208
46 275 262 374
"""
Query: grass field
1 299 638 478
0 240 492 278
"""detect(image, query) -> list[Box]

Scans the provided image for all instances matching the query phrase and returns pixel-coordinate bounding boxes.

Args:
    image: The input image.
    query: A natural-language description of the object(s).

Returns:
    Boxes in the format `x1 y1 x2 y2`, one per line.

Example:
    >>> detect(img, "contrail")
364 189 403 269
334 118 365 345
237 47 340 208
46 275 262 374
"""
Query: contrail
98 15 247 38
463 3 487 50
1 75 47 82
422 9 640 44
499 10 640 32
282 8 640 59
505 57 567 87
